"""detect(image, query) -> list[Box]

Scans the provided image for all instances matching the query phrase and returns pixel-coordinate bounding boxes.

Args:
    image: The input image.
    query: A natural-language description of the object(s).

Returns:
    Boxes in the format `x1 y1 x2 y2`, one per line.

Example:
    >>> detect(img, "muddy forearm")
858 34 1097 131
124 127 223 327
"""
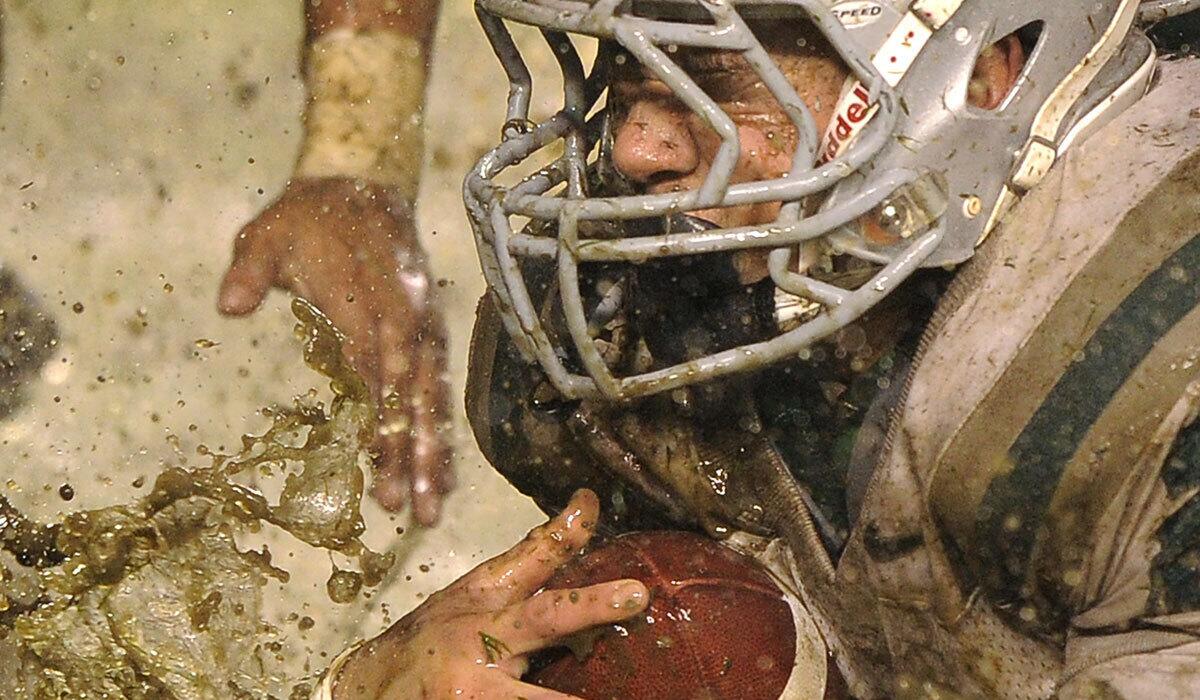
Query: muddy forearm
297 0 442 205
305 0 439 44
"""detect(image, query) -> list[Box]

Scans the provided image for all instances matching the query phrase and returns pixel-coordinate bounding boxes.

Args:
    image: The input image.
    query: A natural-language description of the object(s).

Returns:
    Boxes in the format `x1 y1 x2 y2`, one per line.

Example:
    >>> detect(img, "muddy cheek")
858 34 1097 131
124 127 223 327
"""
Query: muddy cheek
736 124 795 178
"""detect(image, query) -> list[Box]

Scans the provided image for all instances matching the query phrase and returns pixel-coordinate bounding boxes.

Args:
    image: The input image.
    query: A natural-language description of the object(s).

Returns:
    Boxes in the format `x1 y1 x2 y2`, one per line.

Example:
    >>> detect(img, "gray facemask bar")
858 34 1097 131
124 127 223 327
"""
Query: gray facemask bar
1138 0 1200 22
464 0 1140 401
465 0 929 401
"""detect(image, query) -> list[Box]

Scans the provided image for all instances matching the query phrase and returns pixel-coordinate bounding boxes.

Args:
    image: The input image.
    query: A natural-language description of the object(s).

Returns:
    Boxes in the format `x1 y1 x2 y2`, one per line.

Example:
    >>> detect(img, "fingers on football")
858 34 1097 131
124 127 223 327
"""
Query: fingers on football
461 490 600 606
495 579 649 656
218 219 279 316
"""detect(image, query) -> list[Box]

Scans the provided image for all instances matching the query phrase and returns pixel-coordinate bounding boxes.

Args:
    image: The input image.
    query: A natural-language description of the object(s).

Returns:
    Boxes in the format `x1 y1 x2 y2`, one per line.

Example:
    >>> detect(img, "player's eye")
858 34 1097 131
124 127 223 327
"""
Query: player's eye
691 69 761 104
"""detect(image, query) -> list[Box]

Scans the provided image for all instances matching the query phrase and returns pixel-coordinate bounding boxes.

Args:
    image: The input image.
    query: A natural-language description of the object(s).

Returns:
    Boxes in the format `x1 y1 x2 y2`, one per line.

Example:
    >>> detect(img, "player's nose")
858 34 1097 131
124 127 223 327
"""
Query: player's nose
611 99 699 184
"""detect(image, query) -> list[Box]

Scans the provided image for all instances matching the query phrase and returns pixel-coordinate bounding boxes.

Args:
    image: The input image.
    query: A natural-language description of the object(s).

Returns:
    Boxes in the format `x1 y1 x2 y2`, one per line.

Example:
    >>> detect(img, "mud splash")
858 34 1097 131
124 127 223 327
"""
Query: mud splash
0 299 392 699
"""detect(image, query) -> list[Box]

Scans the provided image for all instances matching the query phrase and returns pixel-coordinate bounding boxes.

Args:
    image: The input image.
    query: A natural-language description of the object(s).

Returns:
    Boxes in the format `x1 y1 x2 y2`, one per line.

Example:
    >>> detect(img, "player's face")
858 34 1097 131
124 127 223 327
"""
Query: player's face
608 24 1024 286
608 23 848 284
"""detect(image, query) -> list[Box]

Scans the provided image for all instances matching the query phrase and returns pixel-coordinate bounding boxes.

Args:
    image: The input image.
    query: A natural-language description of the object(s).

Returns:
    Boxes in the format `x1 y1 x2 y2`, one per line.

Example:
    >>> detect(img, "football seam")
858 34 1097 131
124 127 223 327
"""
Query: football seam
621 537 731 698
660 576 786 600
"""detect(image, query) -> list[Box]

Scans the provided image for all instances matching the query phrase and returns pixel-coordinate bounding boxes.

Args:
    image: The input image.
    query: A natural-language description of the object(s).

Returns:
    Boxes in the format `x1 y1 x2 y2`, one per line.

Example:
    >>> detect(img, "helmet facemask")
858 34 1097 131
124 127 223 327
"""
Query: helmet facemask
464 0 1149 402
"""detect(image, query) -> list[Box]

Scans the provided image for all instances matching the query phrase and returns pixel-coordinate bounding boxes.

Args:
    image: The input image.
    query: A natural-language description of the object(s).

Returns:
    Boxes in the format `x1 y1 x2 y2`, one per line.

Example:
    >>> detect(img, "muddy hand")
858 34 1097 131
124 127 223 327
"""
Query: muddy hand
218 177 454 524
331 490 649 699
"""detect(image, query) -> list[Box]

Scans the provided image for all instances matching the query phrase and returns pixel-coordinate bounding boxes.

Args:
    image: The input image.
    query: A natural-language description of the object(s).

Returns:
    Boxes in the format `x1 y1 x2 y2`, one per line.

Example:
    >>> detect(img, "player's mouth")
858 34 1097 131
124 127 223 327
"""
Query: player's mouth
574 214 778 392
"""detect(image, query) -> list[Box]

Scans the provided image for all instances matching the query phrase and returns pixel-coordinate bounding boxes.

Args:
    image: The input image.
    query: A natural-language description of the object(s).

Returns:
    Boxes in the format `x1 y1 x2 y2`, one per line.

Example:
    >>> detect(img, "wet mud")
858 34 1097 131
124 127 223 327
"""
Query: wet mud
0 300 392 699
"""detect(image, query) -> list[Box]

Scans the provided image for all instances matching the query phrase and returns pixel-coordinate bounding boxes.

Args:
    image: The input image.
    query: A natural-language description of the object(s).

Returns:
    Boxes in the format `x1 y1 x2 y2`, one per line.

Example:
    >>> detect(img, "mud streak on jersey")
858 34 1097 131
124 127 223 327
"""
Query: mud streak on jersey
976 230 1200 615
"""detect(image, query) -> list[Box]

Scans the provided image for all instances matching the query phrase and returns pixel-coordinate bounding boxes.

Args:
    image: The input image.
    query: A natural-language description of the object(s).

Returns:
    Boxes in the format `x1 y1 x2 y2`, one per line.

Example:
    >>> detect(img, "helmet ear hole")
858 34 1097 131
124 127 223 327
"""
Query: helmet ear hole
968 24 1040 111
1015 21 1045 55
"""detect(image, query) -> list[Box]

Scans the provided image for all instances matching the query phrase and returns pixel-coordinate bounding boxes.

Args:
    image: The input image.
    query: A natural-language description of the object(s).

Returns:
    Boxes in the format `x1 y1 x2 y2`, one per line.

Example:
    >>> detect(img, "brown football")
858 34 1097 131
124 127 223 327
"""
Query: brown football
526 530 804 700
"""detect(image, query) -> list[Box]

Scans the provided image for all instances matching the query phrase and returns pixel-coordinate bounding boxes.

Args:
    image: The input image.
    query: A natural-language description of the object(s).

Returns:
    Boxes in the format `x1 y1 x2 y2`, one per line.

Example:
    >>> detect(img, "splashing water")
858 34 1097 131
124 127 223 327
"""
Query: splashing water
0 299 393 699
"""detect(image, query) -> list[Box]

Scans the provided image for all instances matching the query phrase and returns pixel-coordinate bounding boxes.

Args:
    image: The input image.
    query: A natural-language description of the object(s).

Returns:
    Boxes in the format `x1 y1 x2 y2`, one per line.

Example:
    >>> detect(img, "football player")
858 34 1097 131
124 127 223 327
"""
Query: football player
299 0 1200 697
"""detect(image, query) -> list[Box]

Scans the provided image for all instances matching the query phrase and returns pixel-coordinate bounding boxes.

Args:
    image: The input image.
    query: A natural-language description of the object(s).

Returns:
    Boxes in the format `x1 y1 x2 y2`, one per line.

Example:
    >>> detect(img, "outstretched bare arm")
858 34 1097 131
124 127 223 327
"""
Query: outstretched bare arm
218 0 453 525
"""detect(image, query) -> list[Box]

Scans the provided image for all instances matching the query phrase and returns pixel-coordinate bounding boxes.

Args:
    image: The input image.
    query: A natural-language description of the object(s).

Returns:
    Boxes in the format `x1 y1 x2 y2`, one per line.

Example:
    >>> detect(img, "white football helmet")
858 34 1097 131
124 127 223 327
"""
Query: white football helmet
465 0 1170 401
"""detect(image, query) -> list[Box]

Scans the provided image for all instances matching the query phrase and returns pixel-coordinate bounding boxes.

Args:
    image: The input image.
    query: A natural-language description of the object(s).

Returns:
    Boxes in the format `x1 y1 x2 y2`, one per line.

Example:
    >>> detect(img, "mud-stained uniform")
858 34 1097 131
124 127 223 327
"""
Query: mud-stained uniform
466 59 1200 698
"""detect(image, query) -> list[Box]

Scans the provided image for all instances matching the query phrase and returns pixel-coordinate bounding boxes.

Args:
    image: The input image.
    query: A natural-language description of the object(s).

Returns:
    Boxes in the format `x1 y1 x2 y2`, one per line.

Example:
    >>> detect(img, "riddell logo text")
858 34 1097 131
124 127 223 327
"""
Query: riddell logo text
821 83 875 162
832 1 884 27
